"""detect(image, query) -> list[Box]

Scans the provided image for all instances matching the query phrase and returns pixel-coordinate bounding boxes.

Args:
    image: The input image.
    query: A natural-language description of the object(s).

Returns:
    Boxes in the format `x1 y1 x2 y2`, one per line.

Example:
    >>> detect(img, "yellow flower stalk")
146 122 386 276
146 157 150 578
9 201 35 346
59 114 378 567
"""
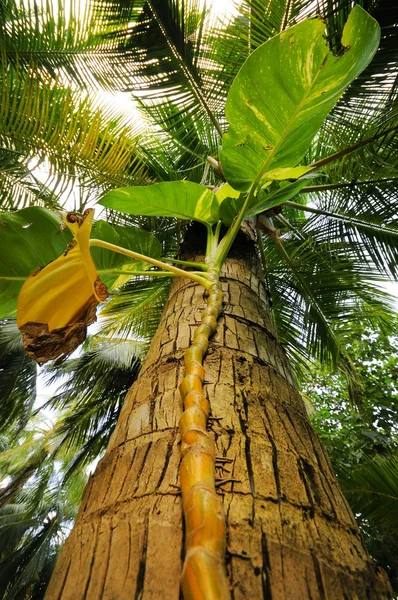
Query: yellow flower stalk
17 209 107 364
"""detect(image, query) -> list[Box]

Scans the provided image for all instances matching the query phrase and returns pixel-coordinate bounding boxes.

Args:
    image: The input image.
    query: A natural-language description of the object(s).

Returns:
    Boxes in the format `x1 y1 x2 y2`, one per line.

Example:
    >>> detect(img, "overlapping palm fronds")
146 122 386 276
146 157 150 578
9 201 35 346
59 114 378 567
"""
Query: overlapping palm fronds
0 321 37 436
0 0 151 211
104 0 235 176
1 0 140 89
0 57 149 210
260 221 397 394
339 453 398 533
0 423 87 600
43 336 142 476
99 277 171 340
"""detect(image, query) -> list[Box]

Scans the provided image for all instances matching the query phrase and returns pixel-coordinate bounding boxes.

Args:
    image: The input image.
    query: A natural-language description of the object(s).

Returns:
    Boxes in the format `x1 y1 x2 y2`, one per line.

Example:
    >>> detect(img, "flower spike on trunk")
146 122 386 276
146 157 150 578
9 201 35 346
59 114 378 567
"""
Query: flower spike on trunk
17 209 108 365
179 269 231 599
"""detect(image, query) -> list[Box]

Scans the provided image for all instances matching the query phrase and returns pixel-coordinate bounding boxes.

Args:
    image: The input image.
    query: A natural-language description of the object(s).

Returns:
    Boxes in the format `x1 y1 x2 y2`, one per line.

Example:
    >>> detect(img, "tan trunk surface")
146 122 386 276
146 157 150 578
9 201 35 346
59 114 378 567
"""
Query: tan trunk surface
45 249 392 600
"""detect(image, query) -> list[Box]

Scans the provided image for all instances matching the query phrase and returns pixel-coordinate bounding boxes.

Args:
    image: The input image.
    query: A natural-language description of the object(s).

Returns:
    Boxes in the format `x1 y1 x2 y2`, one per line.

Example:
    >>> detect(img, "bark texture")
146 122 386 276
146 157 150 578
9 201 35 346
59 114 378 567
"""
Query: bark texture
45 244 392 600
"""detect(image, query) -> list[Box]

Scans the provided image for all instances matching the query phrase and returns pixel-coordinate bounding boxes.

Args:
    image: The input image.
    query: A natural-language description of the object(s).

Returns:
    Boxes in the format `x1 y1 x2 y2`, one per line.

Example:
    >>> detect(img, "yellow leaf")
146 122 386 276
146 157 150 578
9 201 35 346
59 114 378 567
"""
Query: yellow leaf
262 166 313 180
214 183 240 204
17 209 108 364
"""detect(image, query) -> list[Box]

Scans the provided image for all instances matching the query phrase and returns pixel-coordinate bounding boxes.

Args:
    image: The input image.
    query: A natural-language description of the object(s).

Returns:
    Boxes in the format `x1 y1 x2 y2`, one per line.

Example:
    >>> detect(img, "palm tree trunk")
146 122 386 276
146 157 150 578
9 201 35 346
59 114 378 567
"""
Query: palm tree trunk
45 240 392 600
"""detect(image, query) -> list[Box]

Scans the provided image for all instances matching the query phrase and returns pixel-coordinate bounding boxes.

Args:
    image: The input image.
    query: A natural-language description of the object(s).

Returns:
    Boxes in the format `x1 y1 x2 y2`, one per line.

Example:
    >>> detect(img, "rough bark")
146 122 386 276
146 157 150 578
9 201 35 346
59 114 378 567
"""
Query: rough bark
45 243 392 600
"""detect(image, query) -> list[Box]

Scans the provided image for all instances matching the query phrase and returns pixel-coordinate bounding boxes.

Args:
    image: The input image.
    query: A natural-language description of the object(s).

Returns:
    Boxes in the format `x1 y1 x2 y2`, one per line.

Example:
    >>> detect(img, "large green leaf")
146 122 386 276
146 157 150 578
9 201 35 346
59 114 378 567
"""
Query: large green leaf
100 181 220 225
0 208 162 317
220 6 380 192
0 208 72 319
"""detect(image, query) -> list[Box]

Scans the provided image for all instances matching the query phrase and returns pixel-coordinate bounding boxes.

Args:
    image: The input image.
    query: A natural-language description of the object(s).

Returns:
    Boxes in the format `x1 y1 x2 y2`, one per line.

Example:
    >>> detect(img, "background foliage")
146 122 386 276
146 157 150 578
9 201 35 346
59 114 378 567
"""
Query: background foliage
304 323 398 592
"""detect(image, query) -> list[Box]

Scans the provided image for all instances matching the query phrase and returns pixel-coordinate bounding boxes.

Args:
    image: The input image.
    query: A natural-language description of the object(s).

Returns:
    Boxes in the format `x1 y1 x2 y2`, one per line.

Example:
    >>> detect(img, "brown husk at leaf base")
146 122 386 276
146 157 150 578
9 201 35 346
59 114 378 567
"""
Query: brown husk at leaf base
19 294 98 365
17 208 108 364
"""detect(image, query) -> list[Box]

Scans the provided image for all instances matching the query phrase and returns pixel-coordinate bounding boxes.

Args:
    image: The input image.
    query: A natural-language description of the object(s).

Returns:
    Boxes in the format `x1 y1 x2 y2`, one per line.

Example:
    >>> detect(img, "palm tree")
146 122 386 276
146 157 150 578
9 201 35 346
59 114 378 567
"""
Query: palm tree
0 0 397 598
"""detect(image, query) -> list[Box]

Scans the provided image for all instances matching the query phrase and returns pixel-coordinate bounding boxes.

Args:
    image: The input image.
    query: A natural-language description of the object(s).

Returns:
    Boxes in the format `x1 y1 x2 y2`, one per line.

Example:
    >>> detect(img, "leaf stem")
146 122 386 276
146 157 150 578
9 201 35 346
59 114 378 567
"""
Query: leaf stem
206 221 223 262
299 177 398 194
214 181 258 268
0 276 26 281
214 220 223 245
98 268 210 278
205 223 219 260
89 239 211 289
308 128 398 171
165 258 208 271
98 269 177 277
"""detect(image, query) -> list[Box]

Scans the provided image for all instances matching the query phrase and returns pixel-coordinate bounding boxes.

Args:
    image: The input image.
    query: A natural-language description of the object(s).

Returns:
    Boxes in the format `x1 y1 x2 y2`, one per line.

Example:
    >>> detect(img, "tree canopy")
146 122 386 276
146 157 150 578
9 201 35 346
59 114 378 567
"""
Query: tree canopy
0 0 397 597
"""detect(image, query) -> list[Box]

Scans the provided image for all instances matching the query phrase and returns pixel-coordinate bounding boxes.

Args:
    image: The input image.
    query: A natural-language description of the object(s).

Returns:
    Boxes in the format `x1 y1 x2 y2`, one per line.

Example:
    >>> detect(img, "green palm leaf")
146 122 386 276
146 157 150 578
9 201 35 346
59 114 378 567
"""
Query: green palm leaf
113 1 225 131
1 0 135 88
0 459 85 600
0 413 89 599
43 337 142 466
0 321 36 435
94 0 240 173
0 54 149 211
339 453 398 533
99 276 171 340
261 223 397 399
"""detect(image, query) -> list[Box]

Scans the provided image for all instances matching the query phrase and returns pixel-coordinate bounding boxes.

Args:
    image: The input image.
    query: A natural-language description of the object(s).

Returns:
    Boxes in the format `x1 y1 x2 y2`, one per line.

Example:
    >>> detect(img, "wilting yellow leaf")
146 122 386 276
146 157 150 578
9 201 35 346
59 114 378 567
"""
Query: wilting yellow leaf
17 209 108 364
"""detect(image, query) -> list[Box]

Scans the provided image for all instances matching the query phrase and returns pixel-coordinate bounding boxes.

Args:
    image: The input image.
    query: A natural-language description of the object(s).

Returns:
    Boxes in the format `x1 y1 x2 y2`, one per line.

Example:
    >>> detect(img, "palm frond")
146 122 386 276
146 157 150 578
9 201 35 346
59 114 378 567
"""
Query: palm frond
0 459 84 600
1 0 137 89
339 453 398 533
0 53 149 210
42 337 142 464
0 409 91 599
0 321 37 435
99 276 171 340
232 0 300 49
262 221 397 398
114 1 225 130
226 0 397 121
90 0 246 173
0 450 47 509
